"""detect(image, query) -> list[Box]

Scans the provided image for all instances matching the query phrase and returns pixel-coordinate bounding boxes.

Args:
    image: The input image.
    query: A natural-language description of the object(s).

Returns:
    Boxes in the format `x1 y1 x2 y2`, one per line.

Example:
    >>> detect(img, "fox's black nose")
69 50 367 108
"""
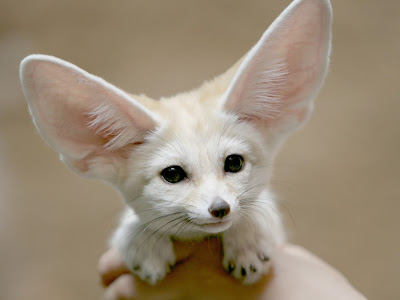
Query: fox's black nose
208 198 230 218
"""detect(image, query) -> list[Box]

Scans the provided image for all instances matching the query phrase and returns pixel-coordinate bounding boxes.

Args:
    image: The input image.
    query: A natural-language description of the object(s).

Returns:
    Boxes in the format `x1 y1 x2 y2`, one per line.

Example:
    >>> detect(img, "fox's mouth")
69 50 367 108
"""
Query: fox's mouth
195 219 233 233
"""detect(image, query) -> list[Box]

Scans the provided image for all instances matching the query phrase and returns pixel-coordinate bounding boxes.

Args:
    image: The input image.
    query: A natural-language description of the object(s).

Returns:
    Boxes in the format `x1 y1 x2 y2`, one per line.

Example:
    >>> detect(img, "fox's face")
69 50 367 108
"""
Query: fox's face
121 93 272 234
20 0 331 237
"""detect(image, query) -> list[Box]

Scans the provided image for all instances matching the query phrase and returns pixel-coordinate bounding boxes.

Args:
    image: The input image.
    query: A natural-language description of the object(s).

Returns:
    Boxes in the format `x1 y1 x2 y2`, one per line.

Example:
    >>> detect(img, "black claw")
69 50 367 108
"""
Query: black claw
258 252 270 262
250 265 257 273
133 265 141 271
241 267 246 276
228 262 235 274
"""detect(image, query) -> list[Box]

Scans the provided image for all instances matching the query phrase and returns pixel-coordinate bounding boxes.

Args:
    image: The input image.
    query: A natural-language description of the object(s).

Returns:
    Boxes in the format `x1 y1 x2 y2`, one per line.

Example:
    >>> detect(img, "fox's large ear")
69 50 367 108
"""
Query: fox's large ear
221 0 332 141
20 55 157 181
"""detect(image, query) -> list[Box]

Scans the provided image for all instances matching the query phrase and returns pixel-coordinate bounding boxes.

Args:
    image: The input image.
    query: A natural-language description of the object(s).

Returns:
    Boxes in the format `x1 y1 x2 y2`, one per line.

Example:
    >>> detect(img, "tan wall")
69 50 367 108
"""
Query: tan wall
1 0 399 299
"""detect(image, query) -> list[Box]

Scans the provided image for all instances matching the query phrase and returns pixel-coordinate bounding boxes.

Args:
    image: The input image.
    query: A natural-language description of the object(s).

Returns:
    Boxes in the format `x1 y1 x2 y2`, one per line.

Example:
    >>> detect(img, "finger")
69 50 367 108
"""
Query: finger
173 236 221 261
265 244 368 300
277 244 345 275
99 248 131 287
104 274 136 300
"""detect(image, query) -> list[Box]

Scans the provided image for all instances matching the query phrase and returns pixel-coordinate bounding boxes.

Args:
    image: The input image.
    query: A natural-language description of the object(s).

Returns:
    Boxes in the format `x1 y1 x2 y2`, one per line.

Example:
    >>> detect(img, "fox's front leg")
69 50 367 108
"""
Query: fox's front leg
111 211 176 285
222 213 285 285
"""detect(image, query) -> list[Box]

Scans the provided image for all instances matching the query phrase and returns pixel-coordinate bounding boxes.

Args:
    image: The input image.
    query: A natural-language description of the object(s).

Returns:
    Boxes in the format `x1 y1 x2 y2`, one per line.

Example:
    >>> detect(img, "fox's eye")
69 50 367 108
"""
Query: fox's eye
224 154 244 173
161 166 187 183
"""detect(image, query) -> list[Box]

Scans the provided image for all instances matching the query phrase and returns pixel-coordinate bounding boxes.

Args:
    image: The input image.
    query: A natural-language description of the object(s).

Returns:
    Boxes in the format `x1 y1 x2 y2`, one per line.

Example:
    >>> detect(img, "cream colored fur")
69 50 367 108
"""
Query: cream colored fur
20 0 332 285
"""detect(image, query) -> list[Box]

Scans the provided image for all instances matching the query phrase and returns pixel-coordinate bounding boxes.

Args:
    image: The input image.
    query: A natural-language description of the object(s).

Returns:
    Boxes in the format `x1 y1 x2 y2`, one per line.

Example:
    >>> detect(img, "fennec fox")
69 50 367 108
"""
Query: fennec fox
20 0 332 285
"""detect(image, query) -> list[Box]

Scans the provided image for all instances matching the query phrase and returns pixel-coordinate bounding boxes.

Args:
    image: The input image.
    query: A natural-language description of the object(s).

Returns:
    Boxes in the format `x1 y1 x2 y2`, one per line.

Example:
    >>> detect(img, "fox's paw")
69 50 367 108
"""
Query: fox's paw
222 232 272 284
124 237 175 285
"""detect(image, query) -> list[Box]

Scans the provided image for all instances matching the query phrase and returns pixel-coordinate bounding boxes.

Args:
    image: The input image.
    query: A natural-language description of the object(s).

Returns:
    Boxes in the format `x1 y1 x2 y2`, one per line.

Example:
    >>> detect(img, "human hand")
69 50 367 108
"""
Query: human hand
99 238 367 300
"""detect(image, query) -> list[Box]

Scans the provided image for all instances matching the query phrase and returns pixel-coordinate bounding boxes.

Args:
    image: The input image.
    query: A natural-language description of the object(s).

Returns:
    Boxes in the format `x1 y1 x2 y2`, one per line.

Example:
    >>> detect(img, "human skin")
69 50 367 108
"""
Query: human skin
99 238 367 300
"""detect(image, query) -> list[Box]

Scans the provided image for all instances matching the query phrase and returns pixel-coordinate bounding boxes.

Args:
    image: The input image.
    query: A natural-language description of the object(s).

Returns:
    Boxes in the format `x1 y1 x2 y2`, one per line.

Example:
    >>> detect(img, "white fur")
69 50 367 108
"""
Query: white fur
20 0 332 285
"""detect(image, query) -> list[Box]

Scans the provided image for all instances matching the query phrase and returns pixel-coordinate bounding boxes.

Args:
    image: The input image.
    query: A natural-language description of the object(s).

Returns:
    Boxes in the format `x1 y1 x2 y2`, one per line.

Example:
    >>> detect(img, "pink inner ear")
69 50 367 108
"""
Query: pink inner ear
30 63 109 153
223 0 331 127
279 4 325 106
22 56 156 161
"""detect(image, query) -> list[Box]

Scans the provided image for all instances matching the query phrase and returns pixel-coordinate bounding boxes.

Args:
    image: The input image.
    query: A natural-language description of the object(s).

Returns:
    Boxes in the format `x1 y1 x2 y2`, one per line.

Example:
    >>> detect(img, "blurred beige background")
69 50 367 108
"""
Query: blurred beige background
0 0 399 299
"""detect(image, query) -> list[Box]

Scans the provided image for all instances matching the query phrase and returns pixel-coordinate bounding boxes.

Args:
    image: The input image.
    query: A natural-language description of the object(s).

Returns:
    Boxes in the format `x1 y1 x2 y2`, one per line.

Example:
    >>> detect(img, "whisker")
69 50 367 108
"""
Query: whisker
127 212 185 242
236 183 265 199
149 215 188 253
136 213 187 253
174 217 194 236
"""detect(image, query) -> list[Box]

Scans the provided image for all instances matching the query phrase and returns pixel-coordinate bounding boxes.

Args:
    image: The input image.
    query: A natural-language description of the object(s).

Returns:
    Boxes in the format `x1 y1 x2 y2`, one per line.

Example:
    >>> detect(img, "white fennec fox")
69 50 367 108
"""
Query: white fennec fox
20 0 332 285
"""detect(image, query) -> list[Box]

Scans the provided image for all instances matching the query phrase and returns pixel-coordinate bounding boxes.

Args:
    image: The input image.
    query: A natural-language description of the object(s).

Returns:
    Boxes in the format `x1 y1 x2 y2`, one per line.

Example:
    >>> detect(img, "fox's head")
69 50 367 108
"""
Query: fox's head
20 0 332 235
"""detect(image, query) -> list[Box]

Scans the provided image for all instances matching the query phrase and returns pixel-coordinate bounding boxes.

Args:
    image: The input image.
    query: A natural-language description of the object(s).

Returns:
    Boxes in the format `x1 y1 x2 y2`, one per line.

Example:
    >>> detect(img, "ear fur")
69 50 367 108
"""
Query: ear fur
20 55 157 180
221 0 332 137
